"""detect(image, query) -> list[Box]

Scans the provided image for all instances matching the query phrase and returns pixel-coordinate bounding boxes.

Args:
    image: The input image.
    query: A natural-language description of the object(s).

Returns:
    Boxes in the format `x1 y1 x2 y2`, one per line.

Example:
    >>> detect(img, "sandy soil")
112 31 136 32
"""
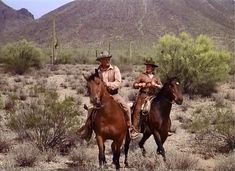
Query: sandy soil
0 64 234 171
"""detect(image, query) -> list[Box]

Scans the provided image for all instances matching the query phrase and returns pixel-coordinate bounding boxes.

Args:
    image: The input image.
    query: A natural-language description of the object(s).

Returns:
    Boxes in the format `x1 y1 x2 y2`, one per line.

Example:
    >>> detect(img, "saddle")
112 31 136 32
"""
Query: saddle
141 96 155 115
138 96 155 133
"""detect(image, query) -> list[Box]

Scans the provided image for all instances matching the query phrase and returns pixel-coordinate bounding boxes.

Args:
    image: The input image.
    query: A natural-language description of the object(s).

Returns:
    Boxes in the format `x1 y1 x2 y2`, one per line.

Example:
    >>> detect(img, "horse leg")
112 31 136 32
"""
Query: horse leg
103 144 107 164
152 130 166 161
96 135 105 168
111 142 116 165
138 131 151 157
124 130 131 167
112 141 122 170
113 140 122 170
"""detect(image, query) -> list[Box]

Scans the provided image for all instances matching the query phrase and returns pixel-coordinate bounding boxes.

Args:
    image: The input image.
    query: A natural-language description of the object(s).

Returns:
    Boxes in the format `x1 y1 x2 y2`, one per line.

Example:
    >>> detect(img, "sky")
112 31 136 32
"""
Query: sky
2 0 74 19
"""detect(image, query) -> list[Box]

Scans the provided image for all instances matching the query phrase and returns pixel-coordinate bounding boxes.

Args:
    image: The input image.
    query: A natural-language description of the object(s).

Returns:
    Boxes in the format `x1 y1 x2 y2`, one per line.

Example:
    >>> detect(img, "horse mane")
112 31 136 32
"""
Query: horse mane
86 69 100 81
155 76 178 98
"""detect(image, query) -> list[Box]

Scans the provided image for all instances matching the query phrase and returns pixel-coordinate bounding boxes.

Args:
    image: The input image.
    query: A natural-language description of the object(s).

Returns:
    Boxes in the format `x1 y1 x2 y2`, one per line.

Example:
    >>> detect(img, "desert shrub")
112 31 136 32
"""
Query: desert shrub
186 106 235 156
14 143 39 167
7 89 83 151
74 49 96 64
214 152 235 171
154 32 231 96
127 151 167 170
1 39 42 74
0 94 3 109
57 49 75 64
166 151 198 170
43 149 57 163
0 137 10 153
4 94 17 111
68 147 94 169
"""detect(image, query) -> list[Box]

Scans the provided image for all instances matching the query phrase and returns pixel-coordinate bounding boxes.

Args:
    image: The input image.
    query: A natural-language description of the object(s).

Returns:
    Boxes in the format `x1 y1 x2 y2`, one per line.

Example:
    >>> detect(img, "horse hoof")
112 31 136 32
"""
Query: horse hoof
124 162 129 168
163 157 166 162
116 165 120 170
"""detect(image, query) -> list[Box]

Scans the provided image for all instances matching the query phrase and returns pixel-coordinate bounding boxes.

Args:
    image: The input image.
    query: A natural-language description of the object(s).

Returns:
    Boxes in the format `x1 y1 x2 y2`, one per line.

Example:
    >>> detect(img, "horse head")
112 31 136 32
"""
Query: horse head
83 69 104 107
164 77 183 105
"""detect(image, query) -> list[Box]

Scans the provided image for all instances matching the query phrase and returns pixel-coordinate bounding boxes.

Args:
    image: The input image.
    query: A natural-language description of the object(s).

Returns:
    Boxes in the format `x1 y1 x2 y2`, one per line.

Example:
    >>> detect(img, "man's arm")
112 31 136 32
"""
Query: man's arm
133 74 146 89
105 66 121 90
151 77 163 88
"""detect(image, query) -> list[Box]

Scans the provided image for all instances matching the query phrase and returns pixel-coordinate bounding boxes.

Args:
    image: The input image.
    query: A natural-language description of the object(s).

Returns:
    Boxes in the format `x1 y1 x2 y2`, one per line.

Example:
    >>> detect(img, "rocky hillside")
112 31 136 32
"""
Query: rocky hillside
0 0 234 48
0 1 34 38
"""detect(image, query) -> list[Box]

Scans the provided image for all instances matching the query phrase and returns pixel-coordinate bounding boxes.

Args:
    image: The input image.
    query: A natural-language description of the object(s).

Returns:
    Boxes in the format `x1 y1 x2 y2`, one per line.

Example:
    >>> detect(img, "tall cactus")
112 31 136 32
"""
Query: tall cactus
51 16 58 65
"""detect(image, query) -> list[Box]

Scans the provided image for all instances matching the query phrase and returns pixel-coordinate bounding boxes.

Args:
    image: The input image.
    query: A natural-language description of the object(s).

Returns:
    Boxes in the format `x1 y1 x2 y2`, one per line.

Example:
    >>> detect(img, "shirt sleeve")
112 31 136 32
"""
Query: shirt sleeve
154 76 163 87
133 74 142 89
106 66 122 90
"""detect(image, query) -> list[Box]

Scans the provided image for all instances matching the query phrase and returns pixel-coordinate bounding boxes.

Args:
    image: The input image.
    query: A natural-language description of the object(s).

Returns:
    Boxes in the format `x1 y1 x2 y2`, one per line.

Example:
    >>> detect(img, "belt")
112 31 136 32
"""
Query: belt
108 89 118 95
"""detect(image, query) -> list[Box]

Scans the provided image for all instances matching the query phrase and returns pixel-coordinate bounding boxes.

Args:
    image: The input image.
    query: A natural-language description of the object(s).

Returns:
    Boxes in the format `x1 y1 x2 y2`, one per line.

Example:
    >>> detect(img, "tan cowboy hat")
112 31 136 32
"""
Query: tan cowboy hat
144 57 158 67
96 51 112 61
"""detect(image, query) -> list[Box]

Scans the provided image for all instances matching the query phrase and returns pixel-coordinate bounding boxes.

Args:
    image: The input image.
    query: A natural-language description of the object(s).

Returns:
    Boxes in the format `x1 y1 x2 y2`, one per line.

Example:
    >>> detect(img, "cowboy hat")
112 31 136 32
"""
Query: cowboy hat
144 57 158 67
96 51 112 61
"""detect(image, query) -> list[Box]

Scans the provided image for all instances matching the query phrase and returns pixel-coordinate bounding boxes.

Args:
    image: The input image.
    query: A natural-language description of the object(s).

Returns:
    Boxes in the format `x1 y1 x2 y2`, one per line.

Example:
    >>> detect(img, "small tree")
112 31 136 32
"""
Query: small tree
154 32 231 96
7 89 83 151
1 39 42 74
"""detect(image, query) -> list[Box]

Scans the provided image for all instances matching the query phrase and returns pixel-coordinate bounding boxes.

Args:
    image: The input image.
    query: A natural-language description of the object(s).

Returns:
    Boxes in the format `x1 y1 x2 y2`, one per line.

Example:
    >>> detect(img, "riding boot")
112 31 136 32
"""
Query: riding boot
126 109 139 139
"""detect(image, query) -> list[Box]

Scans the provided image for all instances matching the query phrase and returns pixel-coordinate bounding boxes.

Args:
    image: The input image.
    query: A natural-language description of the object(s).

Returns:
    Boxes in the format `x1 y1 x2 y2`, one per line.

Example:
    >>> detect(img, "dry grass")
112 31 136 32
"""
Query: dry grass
127 151 167 170
68 146 94 169
0 137 10 153
214 152 235 171
43 149 57 163
14 143 40 167
166 151 198 170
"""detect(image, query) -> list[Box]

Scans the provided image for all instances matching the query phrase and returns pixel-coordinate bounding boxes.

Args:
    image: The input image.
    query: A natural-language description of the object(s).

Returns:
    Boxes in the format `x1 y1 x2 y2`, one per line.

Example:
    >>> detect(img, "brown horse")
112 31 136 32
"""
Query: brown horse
124 77 183 165
84 69 128 170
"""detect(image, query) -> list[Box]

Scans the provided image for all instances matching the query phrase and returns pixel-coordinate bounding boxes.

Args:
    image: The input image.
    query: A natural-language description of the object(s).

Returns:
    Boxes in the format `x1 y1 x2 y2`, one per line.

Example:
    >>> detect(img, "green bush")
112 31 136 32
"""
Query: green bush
187 106 235 155
154 32 231 96
1 39 42 74
57 49 75 64
7 89 82 151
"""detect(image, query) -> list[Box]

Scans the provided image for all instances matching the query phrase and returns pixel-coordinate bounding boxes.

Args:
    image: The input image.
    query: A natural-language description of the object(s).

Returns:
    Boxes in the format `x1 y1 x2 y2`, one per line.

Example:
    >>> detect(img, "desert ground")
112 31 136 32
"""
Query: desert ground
0 64 234 171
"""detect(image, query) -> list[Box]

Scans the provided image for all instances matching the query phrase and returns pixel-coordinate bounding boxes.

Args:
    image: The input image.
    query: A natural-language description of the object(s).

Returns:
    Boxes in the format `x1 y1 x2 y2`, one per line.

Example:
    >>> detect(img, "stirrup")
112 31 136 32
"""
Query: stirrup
130 131 139 139
129 128 139 139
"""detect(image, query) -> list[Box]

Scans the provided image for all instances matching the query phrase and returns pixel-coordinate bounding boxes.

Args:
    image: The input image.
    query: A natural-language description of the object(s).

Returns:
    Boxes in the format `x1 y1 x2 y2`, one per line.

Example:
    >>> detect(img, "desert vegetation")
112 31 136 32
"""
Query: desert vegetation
0 32 234 170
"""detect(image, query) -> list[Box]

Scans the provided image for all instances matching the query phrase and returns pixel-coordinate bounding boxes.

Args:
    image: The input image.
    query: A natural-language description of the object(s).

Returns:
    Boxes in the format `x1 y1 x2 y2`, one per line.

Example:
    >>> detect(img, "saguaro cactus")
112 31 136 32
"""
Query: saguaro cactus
51 17 59 65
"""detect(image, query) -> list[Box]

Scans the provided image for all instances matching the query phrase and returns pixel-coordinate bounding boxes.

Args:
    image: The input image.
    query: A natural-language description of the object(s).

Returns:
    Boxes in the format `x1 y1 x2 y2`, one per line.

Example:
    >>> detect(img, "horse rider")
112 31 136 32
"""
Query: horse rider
78 51 139 140
132 57 162 133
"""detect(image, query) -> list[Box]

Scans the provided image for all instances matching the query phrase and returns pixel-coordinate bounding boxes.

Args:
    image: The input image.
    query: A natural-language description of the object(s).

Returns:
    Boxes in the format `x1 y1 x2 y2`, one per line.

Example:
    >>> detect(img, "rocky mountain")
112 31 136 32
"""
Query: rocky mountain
0 0 234 48
0 1 34 37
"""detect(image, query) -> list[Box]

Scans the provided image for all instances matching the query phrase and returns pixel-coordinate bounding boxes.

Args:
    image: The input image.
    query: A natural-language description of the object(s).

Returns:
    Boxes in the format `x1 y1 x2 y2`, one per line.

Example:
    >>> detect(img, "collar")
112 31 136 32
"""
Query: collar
143 72 154 78
98 64 113 71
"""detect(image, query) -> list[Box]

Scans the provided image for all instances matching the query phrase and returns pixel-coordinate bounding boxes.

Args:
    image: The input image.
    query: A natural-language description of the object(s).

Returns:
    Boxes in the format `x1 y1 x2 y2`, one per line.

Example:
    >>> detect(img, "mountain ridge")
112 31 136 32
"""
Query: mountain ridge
0 0 234 49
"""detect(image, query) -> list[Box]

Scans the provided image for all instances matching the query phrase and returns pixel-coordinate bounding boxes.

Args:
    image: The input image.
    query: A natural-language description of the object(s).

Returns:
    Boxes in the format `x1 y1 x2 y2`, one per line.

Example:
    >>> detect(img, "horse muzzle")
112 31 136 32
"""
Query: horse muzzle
175 98 183 105
91 96 102 107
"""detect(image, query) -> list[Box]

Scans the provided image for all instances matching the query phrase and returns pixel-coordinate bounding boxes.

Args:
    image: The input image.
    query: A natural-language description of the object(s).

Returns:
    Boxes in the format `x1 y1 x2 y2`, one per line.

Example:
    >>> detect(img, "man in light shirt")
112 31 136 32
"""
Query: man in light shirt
132 57 162 133
78 51 139 140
